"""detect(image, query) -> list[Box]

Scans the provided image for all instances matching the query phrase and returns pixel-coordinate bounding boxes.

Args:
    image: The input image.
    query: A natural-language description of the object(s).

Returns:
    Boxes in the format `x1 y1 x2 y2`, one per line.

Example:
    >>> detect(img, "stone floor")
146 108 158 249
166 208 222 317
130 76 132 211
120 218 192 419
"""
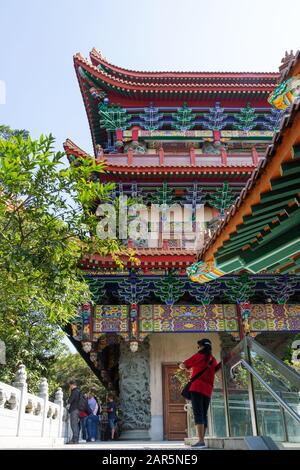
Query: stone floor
54 440 193 450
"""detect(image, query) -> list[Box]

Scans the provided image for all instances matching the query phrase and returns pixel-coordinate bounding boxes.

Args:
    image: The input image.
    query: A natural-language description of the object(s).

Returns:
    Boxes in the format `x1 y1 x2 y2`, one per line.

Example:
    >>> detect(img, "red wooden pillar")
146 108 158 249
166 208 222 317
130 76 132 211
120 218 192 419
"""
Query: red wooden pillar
213 130 221 141
190 146 196 166
127 239 134 248
131 126 139 143
159 146 165 165
236 303 245 341
116 129 123 142
221 148 228 165
127 147 133 165
251 146 259 166
162 239 169 250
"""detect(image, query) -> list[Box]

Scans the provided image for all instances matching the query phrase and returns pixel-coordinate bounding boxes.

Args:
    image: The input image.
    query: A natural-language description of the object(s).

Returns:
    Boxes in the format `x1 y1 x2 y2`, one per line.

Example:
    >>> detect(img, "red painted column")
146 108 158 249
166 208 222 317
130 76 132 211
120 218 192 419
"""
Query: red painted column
127 147 133 166
116 129 123 143
131 127 139 142
251 146 259 166
127 239 134 248
190 146 196 166
213 130 221 141
162 239 169 250
236 303 245 341
221 148 228 165
159 146 165 166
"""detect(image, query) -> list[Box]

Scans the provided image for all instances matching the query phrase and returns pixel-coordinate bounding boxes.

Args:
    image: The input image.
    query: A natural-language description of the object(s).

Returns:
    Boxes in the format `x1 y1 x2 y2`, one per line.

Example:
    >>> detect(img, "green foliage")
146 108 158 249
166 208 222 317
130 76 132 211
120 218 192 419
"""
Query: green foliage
50 352 106 402
0 125 29 140
0 133 135 325
0 310 67 396
283 333 300 373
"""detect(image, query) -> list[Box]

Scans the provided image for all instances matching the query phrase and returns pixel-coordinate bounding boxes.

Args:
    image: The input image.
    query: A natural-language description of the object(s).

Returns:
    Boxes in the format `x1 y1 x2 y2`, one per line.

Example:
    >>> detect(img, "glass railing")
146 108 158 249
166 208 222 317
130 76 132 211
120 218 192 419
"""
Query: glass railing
217 337 300 443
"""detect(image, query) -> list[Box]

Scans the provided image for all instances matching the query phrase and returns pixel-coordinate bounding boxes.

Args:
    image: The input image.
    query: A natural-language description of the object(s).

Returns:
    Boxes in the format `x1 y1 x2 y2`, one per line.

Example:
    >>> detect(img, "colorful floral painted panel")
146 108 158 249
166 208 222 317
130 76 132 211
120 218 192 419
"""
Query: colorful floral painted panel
249 304 300 332
139 304 238 333
93 305 129 336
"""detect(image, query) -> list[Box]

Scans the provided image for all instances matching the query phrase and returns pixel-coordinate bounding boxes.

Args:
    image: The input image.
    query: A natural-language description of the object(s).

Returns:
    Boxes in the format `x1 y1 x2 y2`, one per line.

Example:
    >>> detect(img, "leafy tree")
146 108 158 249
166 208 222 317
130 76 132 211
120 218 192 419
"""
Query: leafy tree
0 133 135 326
0 310 67 396
50 352 106 403
0 125 29 140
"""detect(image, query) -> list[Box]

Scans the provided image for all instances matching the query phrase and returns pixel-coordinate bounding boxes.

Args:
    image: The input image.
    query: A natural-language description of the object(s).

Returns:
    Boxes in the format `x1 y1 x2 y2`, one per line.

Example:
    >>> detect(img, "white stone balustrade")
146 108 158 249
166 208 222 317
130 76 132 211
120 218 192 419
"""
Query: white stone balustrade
0 364 69 447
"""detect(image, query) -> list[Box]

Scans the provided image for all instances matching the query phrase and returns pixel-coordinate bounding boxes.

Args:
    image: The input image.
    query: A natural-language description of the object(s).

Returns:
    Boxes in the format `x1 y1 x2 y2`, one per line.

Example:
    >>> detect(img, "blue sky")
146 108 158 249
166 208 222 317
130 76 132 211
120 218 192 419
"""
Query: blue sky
1 0 300 156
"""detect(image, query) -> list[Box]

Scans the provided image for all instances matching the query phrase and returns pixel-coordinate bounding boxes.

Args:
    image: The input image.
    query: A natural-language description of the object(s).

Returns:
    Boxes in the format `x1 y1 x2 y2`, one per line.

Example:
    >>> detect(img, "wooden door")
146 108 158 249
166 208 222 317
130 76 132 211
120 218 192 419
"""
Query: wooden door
162 363 187 440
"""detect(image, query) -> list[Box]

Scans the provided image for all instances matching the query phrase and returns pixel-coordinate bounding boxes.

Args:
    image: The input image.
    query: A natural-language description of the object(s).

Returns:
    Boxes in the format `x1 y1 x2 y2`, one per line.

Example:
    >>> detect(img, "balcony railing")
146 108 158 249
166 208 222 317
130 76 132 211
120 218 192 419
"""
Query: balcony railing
102 147 264 167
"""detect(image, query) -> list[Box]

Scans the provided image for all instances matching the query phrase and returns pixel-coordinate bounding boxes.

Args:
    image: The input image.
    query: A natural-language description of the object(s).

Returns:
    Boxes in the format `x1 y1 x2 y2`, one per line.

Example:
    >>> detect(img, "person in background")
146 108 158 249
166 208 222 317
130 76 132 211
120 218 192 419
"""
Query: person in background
79 393 89 442
86 390 99 442
106 394 117 440
179 338 221 449
67 379 81 444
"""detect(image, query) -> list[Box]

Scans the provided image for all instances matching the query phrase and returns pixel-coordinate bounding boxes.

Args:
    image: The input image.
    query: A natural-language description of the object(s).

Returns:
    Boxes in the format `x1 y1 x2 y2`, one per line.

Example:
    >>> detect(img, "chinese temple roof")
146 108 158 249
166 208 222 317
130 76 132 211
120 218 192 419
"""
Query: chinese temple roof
73 49 280 152
198 97 300 274
89 48 278 83
80 249 197 271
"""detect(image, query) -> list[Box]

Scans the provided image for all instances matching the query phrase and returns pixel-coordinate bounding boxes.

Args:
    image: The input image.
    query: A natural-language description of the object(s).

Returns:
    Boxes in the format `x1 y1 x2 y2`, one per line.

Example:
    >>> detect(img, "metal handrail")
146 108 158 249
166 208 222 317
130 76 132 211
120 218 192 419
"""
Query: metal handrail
230 359 300 425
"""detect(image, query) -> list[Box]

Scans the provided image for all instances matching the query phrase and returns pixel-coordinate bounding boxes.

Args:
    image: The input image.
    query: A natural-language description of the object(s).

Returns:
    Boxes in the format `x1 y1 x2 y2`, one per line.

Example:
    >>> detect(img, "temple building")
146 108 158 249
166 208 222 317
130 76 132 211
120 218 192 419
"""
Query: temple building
64 49 300 441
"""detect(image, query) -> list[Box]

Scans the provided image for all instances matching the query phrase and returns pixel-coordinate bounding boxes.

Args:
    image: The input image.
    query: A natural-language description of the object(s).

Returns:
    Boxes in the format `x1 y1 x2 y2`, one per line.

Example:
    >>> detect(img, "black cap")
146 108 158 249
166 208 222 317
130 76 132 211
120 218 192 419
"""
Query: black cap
198 338 212 347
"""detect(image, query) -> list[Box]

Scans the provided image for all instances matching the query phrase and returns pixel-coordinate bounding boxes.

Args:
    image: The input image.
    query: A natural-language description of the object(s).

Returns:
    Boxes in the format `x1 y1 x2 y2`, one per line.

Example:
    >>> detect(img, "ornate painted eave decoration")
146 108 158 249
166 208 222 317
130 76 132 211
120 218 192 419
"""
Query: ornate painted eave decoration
269 50 300 110
189 95 300 280
268 75 300 110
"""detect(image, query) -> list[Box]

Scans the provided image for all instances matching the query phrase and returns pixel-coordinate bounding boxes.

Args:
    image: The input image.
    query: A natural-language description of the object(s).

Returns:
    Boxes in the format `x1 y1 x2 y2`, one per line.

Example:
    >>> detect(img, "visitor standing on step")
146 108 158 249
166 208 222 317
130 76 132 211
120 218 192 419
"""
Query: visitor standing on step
106 394 117 440
67 379 81 444
86 391 100 442
179 338 221 449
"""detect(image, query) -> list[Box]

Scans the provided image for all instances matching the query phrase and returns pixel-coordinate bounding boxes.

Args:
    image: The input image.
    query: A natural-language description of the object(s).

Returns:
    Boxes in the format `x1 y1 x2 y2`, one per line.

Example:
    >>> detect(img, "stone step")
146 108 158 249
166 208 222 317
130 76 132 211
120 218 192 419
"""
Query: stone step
185 436 281 450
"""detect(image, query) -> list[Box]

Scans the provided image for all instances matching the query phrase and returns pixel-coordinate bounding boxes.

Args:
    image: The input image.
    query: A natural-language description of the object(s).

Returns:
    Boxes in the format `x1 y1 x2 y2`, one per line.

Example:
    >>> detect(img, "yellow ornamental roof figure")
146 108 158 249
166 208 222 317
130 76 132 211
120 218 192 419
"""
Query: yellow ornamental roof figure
187 260 225 284
268 75 300 110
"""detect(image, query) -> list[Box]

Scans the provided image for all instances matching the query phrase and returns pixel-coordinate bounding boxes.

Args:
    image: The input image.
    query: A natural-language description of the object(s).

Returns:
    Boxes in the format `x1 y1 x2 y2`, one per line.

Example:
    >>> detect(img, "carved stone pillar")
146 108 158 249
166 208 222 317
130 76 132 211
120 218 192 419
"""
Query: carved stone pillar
118 338 151 440
38 377 49 437
54 387 64 438
13 364 28 437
